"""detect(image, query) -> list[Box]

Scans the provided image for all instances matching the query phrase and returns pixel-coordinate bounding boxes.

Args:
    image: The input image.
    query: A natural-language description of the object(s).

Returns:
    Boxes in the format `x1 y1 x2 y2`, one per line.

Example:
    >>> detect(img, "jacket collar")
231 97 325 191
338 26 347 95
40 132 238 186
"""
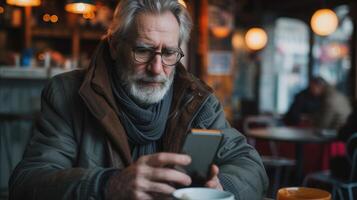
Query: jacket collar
79 40 132 166
162 66 213 153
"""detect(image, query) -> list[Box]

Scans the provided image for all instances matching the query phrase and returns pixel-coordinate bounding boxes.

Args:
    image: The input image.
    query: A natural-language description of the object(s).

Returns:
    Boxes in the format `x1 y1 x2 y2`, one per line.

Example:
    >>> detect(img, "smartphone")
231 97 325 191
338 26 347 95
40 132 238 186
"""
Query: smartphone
180 128 223 186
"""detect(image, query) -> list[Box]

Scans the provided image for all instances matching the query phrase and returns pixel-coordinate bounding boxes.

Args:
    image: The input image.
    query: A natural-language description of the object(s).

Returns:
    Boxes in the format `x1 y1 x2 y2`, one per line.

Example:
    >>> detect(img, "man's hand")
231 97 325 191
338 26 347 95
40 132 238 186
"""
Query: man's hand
205 164 223 190
105 153 192 200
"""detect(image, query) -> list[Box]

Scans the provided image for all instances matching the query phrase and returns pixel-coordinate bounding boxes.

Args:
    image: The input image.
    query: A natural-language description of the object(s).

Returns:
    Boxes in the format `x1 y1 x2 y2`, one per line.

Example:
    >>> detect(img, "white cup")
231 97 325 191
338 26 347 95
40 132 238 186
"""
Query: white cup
172 187 235 200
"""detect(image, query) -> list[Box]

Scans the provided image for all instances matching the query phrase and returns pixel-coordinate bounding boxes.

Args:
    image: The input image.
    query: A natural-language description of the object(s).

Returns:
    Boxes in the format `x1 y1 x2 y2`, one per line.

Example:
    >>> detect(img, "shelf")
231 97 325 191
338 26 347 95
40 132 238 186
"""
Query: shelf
32 27 105 40
81 30 105 40
0 66 74 80
32 27 71 39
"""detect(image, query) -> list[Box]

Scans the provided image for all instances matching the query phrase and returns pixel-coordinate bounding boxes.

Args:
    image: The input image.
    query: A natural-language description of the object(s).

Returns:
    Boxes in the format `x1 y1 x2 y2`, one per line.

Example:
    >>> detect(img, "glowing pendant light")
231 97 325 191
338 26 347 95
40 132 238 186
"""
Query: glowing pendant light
245 27 268 51
211 26 231 38
310 8 338 36
232 31 245 50
6 0 41 7
65 0 96 14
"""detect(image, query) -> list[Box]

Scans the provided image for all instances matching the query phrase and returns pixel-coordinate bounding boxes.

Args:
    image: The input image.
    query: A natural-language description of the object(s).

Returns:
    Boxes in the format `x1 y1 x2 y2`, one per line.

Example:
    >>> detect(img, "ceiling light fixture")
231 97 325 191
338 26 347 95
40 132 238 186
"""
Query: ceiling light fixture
6 0 40 7
65 0 96 14
245 27 268 51
310 8 338 36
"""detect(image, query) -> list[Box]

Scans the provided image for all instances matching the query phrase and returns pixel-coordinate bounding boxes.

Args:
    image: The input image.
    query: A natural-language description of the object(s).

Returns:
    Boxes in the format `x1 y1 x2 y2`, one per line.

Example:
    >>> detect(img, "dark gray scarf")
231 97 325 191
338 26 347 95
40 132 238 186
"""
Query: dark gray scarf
110 71 173 160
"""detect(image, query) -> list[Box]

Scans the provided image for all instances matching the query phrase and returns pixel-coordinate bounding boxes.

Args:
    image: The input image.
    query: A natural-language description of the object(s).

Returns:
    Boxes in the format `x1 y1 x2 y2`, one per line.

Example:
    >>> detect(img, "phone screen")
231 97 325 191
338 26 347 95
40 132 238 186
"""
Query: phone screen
180 129 223 186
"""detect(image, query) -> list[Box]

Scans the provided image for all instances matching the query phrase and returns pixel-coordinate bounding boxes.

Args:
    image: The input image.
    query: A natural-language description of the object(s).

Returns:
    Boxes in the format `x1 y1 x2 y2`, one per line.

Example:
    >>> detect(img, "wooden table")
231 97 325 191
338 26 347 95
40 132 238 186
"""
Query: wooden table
246 127 337 184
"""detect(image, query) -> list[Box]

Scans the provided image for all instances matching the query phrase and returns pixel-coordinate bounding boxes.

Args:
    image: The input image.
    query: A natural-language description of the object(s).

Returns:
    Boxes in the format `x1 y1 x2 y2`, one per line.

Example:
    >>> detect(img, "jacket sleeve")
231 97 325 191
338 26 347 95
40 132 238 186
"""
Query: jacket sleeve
191 94 269 200
9 76 115 200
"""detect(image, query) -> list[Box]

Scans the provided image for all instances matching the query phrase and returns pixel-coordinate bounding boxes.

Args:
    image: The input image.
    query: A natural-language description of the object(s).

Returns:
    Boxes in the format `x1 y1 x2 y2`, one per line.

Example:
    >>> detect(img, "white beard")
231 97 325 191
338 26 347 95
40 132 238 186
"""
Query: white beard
119 68 175 106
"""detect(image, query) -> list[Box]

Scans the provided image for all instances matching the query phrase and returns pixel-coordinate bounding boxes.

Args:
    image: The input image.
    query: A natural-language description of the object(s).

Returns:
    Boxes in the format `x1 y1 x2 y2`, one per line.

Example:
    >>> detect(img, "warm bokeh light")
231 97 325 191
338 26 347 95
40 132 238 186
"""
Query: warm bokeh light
38 53 45 60
178 0 187 8
0 6 4 14
50 15 58 23
245 27 268 51
326 43 348 59
43 13 50 22
65 2 96 14
83 11 95 19
232 31 245 50
311 8 338 36
211 26 231 38
6 0 41 7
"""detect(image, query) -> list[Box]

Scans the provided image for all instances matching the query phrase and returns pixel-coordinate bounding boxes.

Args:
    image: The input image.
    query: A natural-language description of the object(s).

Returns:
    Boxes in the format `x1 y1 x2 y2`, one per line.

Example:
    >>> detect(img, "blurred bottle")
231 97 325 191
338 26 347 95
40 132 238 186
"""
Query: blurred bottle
21 48 33 67
43 51 51 68
11 8 22 27
14 53 20 66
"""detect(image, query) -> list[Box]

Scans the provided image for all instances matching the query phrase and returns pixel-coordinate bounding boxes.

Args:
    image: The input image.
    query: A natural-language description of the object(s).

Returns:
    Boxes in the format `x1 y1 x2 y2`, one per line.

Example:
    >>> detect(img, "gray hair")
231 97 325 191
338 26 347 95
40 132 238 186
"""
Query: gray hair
107 0 192 46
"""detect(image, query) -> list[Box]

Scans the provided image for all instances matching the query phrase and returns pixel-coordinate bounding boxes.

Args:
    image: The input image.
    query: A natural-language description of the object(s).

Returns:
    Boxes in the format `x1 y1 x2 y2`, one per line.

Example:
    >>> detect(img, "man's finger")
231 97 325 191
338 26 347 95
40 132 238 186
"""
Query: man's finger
134 191 153 200
147 168 191 186
205 179 218 188
144 181 176 194
205 165 223 190
209 164 219 179
205 177 223 190
145 153 191 167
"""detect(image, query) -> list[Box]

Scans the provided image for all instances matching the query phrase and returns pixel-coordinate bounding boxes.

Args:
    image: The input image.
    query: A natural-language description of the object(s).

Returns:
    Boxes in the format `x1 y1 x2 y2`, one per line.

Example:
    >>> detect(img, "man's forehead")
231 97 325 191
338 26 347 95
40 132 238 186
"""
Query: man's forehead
130 12 180 46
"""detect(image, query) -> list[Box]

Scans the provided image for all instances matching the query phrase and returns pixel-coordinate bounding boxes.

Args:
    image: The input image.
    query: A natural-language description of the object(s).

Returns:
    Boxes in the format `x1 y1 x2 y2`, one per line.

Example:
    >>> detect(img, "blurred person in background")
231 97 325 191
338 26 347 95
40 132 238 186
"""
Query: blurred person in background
284 77 326 126
284 77 351 129
9 0 268 199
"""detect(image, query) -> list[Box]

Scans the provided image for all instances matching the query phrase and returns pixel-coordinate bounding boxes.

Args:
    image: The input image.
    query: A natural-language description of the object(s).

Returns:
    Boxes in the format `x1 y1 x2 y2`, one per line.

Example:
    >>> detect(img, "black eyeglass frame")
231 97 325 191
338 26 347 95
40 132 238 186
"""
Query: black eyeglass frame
131 46 184 67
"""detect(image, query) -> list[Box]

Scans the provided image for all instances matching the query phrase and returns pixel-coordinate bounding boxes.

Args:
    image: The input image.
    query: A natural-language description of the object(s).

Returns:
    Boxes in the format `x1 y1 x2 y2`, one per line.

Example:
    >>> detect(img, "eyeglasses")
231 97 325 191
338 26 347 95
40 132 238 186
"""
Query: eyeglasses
132 46 184 67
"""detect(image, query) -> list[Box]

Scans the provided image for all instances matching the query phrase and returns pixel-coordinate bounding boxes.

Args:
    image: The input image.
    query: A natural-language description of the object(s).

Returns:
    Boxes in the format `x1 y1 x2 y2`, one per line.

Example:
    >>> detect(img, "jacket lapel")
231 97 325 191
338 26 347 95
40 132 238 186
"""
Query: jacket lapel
79 41 132 167
162 65 212 153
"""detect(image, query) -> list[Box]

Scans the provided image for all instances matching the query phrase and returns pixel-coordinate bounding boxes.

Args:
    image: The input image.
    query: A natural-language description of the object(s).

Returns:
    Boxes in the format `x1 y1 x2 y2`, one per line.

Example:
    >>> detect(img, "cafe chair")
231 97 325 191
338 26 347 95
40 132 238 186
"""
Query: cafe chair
243 115 296 196
303 132 357 200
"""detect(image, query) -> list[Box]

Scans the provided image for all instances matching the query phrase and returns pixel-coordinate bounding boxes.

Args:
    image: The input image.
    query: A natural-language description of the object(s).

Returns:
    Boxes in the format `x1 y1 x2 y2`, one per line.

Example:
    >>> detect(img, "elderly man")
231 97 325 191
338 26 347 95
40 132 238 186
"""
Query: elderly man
9 0 268 199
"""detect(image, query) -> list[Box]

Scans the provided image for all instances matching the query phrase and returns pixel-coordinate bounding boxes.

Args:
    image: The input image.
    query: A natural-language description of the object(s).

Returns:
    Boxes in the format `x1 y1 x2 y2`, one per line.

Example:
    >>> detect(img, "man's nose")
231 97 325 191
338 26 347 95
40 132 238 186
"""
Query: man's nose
148 54 163 75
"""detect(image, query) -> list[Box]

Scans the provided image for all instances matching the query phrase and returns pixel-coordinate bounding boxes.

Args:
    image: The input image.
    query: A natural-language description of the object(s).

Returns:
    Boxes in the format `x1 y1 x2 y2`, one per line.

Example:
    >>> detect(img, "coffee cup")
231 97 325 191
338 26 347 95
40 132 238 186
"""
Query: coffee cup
277 187 331 200
172 187 235 200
